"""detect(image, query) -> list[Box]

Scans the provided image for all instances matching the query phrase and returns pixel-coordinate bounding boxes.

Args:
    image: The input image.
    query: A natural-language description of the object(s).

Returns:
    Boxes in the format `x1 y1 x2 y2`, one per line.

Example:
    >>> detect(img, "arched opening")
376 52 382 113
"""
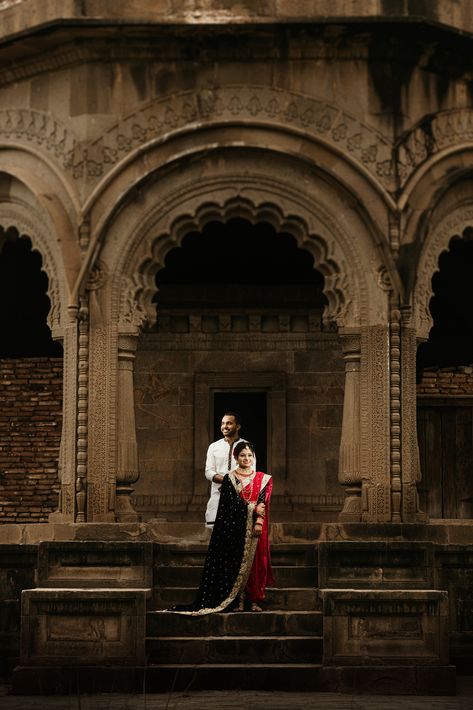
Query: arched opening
0 228 63 523
417 232 473 518
132 217 345 522
0 230 62 357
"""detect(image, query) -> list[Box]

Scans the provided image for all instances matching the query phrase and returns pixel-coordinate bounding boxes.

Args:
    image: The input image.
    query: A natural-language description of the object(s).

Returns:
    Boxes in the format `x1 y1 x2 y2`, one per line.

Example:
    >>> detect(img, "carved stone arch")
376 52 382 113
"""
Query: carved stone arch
413 205 473 341
112 179 371 333
397 108 473 193
0 202 67 338
0 108 78 182
86 84 395 194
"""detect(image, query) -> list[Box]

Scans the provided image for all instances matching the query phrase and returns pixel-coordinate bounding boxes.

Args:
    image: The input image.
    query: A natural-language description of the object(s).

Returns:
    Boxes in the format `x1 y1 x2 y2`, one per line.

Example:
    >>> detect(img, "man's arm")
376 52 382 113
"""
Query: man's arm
204 444 224 483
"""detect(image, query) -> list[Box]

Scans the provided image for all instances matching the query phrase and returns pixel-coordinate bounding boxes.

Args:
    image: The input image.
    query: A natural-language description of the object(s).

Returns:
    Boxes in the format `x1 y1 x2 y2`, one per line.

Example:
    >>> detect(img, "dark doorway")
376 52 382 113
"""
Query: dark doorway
0 232 62 357
417 404 473 518
213 391 268 472
417 235 473 377
416 233 473 518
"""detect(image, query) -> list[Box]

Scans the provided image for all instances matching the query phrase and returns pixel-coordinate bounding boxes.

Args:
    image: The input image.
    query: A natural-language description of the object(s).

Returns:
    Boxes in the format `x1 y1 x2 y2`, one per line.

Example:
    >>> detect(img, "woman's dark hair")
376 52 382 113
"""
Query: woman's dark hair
233 440 255 459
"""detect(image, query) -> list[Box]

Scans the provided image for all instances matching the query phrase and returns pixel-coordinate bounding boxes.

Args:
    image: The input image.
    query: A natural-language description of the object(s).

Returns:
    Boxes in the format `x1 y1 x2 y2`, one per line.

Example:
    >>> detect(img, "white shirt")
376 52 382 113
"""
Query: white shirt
204 437 250 525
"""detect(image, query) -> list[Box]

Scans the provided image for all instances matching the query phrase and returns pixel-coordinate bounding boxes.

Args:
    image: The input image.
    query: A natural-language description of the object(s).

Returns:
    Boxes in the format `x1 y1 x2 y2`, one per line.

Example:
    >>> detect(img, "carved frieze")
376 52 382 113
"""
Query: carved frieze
0 108 76 171
397 108 473 187
0 88 394 192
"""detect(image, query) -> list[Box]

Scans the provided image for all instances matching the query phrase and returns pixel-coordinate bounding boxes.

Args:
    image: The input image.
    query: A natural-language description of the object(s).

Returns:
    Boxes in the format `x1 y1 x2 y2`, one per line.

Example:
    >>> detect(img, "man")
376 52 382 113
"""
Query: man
204 412 250 527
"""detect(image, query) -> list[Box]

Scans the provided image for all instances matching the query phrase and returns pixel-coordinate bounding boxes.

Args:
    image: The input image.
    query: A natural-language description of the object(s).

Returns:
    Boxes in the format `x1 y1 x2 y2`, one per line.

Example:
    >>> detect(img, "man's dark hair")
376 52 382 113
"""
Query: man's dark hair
223 411 241 426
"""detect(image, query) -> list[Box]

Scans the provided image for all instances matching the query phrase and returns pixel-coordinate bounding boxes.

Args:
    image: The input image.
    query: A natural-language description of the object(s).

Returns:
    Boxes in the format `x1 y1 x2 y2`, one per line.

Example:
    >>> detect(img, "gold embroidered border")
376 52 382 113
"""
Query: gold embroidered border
172 472 258 616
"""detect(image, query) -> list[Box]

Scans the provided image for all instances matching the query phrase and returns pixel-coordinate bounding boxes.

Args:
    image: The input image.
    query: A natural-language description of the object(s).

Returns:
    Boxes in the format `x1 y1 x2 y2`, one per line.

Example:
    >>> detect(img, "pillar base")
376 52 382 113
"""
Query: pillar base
338 486 362 522
115 486 140 522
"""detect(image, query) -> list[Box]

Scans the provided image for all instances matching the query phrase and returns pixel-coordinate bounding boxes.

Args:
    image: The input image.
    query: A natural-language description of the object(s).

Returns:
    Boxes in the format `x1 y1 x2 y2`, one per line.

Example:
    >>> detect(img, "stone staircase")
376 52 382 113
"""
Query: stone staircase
9 528 460 695
143 542 324 691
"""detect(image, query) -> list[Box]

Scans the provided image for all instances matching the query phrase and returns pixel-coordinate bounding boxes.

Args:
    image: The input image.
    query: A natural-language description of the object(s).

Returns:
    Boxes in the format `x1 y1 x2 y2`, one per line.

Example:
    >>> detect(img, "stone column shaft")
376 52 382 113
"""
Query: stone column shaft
115 333 140 522
338 332 362 522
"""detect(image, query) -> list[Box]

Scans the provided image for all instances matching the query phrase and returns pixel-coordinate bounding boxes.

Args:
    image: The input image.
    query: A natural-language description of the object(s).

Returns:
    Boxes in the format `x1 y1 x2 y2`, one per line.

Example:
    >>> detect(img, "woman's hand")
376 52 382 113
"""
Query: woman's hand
253 521 263 537
255 502 266 517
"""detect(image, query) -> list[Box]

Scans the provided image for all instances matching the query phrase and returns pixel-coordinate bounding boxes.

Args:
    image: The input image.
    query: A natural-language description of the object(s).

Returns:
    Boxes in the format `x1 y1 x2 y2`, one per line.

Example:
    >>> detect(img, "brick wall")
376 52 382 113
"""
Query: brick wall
0 358 63 523
417 366 473 396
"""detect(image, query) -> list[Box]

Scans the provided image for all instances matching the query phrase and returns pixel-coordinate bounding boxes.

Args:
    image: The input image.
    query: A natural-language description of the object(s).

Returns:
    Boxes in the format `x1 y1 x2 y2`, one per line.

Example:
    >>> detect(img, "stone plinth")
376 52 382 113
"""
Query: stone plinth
318 541 434 589
19 588 149 667
322 589 450 667
37 541 153 588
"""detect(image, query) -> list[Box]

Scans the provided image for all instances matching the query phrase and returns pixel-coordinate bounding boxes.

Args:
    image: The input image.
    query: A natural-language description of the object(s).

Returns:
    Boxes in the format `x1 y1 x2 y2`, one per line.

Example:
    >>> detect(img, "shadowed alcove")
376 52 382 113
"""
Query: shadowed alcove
417 233 473 519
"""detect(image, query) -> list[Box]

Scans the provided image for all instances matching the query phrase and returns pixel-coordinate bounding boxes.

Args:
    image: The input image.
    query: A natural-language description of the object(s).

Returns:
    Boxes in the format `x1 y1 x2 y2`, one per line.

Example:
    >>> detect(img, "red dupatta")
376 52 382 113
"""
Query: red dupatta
239 470 275 602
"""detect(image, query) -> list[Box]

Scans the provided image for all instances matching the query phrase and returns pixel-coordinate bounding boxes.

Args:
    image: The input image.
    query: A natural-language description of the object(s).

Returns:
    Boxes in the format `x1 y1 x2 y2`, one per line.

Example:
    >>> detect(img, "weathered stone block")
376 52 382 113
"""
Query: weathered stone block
322 589 449 667
20 588 148 666
37 541 153 588
318 541 434 588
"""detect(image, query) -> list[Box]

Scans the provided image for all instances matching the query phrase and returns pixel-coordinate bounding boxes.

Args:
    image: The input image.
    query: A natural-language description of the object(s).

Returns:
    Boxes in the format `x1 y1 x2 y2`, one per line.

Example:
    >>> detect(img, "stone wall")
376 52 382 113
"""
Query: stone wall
0 358 62 523
132 328 345 521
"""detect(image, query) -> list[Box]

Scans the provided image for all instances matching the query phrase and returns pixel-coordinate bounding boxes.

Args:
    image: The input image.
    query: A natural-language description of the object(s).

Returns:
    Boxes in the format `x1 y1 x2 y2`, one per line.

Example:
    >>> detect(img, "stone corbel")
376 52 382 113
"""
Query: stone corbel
338 331 362 522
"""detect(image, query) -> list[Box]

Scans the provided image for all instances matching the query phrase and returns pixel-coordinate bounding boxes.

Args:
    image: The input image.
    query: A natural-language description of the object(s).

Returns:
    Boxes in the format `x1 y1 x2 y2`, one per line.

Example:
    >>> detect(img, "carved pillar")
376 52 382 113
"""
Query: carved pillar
360 324 392 522
48 305 78 523
115 332 140 522
338 331 362 522
390 297 402 522
401 306 426 521
75 296 89 522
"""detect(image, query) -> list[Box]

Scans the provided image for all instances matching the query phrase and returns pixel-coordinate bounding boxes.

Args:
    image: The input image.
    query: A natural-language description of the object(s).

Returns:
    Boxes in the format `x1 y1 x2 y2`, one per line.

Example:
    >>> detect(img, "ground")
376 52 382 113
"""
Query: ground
1 679 473 710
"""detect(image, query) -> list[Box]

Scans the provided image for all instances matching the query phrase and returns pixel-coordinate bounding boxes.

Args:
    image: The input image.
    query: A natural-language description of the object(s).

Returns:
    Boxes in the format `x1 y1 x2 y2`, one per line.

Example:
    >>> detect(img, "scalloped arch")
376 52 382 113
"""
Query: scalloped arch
0 203 67 337
413 205 473 341
114 186 367 332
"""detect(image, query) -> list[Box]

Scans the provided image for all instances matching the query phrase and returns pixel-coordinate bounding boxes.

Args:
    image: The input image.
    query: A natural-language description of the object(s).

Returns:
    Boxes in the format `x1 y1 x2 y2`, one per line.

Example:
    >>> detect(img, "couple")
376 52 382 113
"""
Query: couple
172 412 274 615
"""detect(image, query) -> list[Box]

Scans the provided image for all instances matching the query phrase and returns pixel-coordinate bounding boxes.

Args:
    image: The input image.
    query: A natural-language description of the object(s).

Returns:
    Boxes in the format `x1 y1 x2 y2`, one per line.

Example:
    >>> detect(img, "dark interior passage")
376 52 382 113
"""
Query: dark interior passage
213 391 268 473
417 235 473 377
0 232 62 357
155 217 327 312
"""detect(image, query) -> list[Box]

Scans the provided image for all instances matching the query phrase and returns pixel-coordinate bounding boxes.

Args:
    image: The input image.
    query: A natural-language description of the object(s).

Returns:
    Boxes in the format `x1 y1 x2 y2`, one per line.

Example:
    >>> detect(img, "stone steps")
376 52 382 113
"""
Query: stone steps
146 635 323 664
152 586 321 610
147 541 323 688
147 610 323 636
155 543 318 567
155 564 317 587
141 663 327 692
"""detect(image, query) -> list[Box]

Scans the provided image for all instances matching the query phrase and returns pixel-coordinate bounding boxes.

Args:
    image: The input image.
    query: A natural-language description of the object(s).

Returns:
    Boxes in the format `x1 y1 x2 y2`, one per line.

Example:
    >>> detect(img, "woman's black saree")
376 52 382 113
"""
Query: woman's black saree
170 472 267 615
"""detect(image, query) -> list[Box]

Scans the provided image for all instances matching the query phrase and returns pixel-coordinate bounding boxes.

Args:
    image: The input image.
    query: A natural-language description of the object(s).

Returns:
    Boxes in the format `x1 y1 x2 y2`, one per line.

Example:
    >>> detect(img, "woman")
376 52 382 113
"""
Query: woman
170 441 274 615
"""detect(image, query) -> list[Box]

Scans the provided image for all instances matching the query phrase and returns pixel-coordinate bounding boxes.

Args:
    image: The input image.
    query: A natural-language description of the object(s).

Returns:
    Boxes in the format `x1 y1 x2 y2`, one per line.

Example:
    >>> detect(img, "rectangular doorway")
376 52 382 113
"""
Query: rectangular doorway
213 391 268 472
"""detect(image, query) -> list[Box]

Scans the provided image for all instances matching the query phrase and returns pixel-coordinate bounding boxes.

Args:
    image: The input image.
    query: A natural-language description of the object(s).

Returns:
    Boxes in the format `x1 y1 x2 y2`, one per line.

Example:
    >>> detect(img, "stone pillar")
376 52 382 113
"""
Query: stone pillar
49 305 79 523
115 332 140 522
338 331 362 522
360 324 392 522
401 306 426 521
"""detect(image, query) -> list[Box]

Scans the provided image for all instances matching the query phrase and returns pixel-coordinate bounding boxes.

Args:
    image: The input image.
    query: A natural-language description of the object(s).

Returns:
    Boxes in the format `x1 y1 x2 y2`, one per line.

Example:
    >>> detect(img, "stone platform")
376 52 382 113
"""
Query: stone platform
1 522 472 694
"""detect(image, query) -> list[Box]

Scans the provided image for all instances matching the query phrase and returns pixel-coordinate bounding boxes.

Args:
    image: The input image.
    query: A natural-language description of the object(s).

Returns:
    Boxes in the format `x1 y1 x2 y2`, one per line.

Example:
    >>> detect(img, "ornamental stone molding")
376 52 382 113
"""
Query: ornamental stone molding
4 95 473 213
414 205 473 341
0 87 394 198
0 108 77 175
397 108 473 189
0 202 66 336
88 85 395 191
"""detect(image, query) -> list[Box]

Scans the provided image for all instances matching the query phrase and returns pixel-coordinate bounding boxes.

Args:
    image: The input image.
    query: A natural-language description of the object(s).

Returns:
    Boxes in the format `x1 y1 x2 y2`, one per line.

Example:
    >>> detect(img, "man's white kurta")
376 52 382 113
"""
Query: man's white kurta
204 437 248 526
